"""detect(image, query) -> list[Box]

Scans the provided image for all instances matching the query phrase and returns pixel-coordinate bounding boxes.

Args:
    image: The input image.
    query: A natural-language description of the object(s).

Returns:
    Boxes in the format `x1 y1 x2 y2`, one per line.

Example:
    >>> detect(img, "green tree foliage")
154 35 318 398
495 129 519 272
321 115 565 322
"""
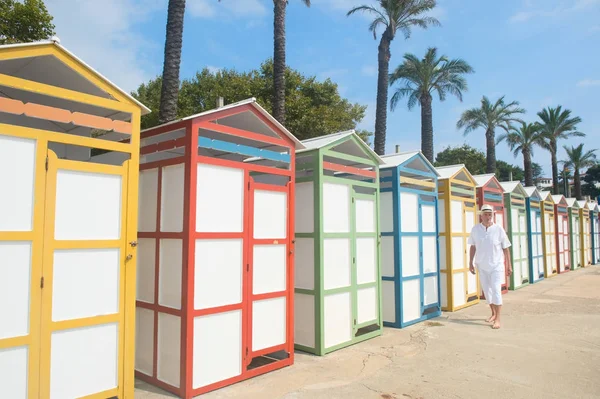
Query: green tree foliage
563 143 597 199
131 59 372 143
434 144 486 175
496 160 524 182
434 144 525 181
582 163 600 199
532 162 544 180
0 0 55 45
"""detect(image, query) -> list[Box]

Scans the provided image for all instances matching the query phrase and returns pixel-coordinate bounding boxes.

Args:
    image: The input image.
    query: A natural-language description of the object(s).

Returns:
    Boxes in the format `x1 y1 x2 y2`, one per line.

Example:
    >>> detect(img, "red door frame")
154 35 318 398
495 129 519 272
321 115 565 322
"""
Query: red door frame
246 179 292 363
135 105 296 399
555 204 571 274
476 182 510 297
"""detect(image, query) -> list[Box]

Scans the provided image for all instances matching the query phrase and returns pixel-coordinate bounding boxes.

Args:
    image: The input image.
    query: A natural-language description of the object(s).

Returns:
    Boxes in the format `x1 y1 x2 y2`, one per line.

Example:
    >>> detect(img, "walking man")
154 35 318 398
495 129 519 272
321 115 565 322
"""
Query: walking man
468 204 512 329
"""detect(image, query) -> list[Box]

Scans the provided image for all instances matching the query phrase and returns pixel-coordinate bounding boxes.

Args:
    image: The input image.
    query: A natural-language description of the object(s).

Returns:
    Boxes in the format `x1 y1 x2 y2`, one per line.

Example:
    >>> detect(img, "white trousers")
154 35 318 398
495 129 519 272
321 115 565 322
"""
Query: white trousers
479 268 504 305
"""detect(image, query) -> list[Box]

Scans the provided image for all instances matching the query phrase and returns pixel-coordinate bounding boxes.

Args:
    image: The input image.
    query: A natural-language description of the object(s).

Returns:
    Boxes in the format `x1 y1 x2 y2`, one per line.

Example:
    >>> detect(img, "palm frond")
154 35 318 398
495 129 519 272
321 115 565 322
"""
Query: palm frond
347 5 384 19
368 17 388 38
390 86 416 110
496 132 509 145
457 107 485 136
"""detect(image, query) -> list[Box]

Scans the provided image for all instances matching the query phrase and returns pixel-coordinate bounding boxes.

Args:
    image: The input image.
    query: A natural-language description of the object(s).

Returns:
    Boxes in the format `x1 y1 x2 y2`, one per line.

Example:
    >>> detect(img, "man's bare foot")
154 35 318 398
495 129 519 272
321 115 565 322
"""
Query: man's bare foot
486 316 496 323
492 321 501 329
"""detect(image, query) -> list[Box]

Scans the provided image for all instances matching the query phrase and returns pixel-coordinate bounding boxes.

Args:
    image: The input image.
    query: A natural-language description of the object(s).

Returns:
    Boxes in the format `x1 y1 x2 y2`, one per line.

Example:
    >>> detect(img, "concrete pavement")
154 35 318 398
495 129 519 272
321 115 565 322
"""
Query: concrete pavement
135 266 600 399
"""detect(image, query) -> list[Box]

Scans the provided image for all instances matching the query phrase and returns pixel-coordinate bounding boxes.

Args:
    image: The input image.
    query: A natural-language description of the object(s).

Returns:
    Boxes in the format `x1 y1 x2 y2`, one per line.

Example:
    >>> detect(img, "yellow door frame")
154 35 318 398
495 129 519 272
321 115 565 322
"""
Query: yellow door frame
38 151 130 399
439 177 479 312
0 132 46 399
0 121 139 398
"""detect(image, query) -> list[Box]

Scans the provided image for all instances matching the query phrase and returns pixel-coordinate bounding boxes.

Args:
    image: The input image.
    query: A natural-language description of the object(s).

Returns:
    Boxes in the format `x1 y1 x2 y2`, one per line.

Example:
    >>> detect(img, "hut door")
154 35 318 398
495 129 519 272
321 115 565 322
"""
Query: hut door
574 215 581 267
535 212 544 277
246 179 291 368
593 219 600 264
518 209 529 283
563 216 570 270
398 191 437 324
352 190 380 337
531 210 543 279
464 203 477 301
546 213 556 274
419 198 439 314
38 149 131 399
0 133 45 399
557 216 565 272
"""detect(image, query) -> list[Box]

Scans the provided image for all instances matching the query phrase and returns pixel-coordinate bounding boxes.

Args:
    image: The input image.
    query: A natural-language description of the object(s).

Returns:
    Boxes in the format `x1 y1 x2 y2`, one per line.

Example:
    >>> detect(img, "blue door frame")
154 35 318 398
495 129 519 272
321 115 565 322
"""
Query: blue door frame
526 198 544 283
590 210 597 265
381 161 441 329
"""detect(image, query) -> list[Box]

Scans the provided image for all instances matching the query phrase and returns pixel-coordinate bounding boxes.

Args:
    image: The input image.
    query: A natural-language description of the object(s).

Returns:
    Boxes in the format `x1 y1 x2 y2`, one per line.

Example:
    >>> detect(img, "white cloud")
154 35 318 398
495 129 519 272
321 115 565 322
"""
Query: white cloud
577 79 600 87
573 0 600 10
361 65 377 77
509 0 599 23
206 65 222 74
188 0 267 19
45 0 164 93
509 11 537 23
187 0 217 18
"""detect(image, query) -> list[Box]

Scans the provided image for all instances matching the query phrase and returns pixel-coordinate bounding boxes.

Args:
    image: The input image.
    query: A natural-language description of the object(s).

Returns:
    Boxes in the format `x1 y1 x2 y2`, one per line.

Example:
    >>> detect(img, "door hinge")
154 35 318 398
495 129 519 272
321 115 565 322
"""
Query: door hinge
248 182 251 190
246 347 248 356
40 277 44 288
45 156 49 171
246 263 249 272
352 257 356 264
354 318 357 326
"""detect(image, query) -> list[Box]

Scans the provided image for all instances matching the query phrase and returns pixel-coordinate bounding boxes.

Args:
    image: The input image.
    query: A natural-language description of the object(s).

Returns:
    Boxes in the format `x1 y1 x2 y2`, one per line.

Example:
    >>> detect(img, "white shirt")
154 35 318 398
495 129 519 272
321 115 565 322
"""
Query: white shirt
468 223 512 271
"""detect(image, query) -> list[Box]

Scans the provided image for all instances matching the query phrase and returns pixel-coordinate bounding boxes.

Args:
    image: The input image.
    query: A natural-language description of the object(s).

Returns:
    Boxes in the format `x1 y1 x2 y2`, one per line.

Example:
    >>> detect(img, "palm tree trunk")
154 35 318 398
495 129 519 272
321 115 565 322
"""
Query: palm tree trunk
158 0 186 124
273 0 286 125
574 168 582 199
374 29 392 155
485 128 496 174
420 93 434 162
523 148 533 187
550 140 559 194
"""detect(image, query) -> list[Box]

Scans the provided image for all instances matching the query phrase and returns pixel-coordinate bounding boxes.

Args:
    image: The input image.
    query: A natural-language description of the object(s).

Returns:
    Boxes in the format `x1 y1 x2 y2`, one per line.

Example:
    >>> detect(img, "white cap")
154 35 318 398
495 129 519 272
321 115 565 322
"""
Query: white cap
480 204 494 213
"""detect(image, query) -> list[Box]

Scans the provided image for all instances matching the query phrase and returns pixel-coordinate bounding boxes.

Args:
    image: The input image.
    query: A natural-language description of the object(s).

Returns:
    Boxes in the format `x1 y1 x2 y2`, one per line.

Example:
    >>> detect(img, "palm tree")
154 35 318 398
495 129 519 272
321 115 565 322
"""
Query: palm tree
456 95 525 173
158 0 186 124
563 144 597 199
558 161 573 197
347 0 440 155
496 122 544 186
272 0 311 125
389 47 474 162
537 106 585 194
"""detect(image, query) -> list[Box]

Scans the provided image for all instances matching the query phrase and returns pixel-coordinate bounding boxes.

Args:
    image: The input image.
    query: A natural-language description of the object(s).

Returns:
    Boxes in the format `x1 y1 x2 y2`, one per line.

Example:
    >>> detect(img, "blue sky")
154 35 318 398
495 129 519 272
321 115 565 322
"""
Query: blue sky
45 0 599 177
